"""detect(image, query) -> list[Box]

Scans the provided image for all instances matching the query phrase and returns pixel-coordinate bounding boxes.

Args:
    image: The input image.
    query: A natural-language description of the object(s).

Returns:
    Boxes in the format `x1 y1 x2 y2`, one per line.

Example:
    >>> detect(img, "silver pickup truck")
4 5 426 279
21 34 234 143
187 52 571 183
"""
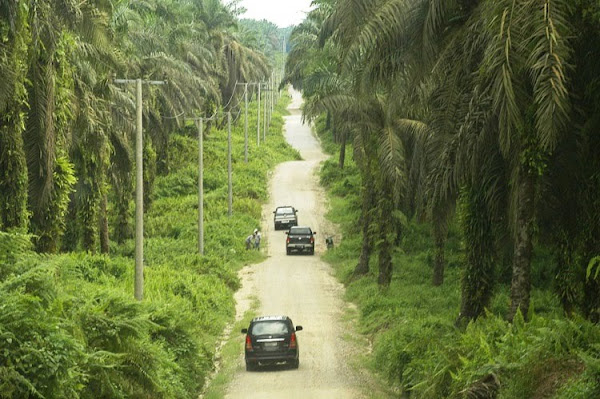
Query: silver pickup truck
273 206 298 230
285 226 316 255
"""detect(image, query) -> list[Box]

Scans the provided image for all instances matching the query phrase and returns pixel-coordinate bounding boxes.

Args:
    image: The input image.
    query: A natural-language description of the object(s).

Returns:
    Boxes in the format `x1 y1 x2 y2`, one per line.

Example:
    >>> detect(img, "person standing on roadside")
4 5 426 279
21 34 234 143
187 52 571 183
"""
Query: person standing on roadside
254 229 261 250
245 233 254 250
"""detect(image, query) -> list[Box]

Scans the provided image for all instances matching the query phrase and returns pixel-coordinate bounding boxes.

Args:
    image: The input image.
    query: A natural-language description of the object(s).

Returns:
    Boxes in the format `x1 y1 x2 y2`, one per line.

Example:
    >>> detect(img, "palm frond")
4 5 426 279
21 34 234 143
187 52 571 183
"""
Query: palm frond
526 0 572 152
480 0 527 156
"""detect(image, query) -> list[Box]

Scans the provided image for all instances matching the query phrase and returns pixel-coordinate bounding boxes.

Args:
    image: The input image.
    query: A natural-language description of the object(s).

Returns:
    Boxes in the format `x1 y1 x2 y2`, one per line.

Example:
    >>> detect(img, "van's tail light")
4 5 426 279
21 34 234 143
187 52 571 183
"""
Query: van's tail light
245 335 253 351
309 236 314 244
286 237 290 244
289 333 297 349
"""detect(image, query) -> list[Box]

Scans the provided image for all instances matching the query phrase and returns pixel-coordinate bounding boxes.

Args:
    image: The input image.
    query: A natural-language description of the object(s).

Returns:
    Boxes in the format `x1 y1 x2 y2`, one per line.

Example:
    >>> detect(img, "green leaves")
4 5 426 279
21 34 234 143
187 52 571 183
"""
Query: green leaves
586 256 600 281
528 0 572 152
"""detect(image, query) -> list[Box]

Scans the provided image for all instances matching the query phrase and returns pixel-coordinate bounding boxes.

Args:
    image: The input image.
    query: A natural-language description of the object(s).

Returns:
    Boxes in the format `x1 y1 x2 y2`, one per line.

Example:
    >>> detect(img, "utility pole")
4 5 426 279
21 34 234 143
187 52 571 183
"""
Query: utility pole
227 112 233 217
244 83 248 163
114 78 165 301
185 115 208 255
257 83 261 147
281 35 286 100
267 77 271 131
270 76 273 130
271 72 275 115
263 81 267 142
197 118 204 254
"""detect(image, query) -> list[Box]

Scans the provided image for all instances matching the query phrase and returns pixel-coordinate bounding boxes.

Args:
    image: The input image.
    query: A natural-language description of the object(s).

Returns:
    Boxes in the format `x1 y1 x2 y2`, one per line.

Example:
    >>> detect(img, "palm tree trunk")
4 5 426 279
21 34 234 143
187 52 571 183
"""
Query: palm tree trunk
143 139 157 211
0 0 29 231
583 279 600 323
115 198 131 243
332 117 338 143
27 60 60 252
508 171 536 322
377 233 393 287
99 191 109 254
377 185 394 287
353 175 375 277
338 130 346 169
114 172 133 243
554 238 577 317
79 172 99 254
457 186 496 325
0 112 28 230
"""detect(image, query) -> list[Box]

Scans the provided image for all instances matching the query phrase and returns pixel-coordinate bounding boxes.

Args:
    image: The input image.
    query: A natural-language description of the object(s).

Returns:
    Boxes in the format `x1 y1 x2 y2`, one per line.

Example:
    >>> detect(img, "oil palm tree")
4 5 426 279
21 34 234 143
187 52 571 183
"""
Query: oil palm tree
25 0 110 252
0 0 29 231
313 0 576 322
455 0 572 321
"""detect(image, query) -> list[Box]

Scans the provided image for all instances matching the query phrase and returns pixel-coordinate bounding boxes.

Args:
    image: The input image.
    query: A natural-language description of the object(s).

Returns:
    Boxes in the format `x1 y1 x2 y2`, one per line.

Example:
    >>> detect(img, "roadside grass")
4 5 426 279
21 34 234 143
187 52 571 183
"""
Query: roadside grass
202 297 259 399
317 119 600 398
337 300 399 399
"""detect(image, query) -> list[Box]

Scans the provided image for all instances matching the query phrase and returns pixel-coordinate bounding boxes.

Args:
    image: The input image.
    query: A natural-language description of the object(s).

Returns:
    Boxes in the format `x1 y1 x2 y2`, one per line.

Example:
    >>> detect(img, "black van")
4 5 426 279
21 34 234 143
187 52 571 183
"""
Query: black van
241 315 303 371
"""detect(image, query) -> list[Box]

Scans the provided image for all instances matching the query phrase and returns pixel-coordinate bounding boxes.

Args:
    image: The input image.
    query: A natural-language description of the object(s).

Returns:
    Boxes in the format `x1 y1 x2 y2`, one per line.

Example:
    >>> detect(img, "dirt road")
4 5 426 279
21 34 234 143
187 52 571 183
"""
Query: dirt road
224 90 367 399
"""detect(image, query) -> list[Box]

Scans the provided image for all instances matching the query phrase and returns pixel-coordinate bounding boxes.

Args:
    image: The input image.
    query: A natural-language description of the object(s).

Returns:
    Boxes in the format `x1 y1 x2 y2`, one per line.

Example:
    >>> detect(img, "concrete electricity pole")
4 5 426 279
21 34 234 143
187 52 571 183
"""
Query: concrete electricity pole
185 115 209 255
265 77 273 132
244 83 248 162
271 72 275 115
114 78 165 301
227 112 233 217
257 83 261 147
197 118 204 254
263 81 267 142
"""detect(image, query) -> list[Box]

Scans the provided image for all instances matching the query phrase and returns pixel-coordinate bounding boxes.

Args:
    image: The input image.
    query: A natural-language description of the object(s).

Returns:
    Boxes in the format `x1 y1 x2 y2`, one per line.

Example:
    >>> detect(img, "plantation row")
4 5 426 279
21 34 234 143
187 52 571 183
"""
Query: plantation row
0 94 299 397
288 0 600 396
317 119 600 398
0 1 297 396
286 0 600 326
285 2 600 323
0 0 287 252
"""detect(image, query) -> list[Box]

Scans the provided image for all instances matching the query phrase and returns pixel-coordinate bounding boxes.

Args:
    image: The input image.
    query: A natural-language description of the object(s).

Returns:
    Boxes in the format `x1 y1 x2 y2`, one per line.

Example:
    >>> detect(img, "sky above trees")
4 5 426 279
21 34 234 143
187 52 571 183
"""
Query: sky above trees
237 0 313 27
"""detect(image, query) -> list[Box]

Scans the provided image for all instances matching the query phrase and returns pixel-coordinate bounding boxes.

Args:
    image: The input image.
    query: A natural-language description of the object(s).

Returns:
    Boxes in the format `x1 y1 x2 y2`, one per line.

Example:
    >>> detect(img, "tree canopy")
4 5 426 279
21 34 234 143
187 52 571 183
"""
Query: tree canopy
0 0 284 253
284 0 600 323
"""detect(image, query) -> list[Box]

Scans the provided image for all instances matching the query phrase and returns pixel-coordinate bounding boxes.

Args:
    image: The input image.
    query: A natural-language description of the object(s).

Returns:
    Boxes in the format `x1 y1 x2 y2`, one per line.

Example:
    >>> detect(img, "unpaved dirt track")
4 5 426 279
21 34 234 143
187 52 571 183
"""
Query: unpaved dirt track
224 89 367 399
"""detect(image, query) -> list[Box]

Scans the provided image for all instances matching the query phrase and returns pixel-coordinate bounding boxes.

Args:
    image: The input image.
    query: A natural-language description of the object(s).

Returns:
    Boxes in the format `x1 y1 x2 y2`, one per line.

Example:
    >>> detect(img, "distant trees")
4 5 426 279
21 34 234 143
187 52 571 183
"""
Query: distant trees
0 0 274 253
285 0 600 323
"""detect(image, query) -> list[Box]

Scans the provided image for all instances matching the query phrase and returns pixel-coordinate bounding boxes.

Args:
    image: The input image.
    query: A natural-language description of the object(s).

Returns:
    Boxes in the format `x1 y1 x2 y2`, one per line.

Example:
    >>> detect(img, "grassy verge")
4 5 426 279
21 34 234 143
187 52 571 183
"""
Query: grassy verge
202 297 259 399
315 115 600 399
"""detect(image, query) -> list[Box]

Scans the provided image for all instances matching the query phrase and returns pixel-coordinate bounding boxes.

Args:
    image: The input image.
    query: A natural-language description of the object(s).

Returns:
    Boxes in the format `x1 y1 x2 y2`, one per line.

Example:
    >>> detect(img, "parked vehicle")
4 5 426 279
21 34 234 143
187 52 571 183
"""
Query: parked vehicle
285 226 316 255
273 206 298 230
241 315 303 371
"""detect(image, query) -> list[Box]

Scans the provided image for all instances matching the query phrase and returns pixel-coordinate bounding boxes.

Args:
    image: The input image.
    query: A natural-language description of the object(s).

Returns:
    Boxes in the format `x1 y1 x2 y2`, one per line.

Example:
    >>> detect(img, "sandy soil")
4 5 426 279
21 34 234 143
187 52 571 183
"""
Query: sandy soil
223 89 368 399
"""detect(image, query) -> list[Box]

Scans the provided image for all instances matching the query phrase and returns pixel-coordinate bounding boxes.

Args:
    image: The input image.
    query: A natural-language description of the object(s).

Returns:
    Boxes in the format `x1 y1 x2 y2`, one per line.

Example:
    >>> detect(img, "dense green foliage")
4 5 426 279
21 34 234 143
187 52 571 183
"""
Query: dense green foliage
0 1 297 395
0 93 297 397
318 127 600 397
286 0 600 325
0 0 287 252
238 19 292 59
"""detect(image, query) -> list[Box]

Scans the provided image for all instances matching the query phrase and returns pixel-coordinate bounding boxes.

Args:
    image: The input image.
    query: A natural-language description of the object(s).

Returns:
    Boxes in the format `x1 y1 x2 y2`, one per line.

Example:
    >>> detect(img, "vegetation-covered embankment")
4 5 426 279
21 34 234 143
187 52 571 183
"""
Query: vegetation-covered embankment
0 94 299 398
317 118 600 398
